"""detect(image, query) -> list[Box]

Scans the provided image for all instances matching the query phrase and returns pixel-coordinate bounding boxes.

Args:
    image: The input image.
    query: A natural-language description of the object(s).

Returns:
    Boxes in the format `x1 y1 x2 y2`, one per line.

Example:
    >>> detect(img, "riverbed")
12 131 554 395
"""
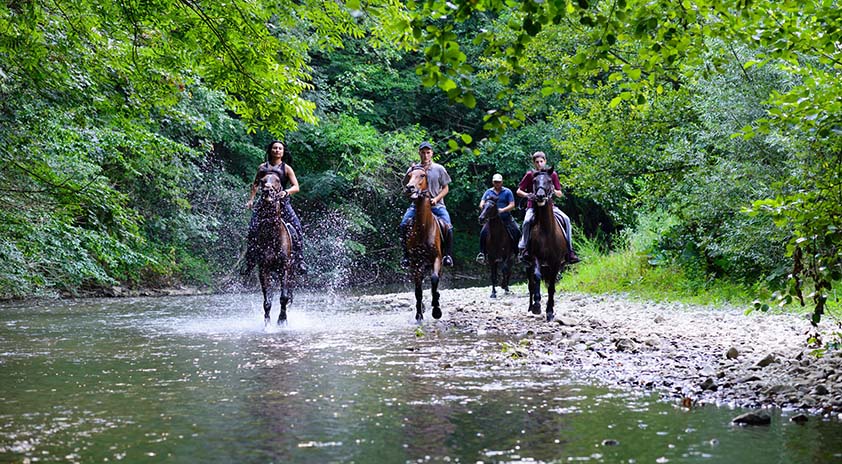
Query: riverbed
1 289 841 463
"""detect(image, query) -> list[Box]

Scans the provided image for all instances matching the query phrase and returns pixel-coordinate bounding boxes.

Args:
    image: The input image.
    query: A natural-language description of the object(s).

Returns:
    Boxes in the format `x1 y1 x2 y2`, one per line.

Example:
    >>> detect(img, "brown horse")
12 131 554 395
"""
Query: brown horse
252 173 295 325
478 195 518 298
525 168 569 322
404 166 445 321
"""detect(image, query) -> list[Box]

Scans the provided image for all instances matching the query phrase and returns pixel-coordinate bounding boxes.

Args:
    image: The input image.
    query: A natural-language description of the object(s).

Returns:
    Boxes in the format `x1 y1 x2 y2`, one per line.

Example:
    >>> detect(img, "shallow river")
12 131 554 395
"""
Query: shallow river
2 291 841 463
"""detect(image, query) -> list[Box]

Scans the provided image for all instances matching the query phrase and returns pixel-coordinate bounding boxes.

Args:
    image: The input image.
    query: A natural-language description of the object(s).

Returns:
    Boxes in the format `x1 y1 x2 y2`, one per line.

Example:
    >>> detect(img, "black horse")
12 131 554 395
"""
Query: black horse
525 168 569 322
478 195 519 298
250 173 295 325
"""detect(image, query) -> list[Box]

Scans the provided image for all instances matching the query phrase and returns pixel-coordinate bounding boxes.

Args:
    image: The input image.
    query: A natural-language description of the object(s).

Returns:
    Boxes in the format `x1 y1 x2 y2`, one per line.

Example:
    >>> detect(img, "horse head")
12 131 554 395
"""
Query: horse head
478 194 499 224
259 172 285 206
532 167 555 207
404 166 429 200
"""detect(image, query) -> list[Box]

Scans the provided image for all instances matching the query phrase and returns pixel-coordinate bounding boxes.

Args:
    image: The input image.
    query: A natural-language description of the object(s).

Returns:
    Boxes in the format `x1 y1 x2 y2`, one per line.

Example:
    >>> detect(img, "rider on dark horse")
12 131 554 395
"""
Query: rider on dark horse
399 141 454 268
476 173 520 265
516 151 580 264
243 140 306 275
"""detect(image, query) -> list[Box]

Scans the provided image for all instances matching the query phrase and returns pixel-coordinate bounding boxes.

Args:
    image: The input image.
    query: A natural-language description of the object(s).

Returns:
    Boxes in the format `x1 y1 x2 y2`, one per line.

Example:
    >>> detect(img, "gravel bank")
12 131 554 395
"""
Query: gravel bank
356 286 842 417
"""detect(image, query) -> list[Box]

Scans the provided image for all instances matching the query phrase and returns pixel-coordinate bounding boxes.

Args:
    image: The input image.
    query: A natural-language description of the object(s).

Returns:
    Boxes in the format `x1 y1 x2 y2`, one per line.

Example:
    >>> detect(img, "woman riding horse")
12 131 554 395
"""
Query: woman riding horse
252 172 295 325
245 140 305 276
524 167 570 322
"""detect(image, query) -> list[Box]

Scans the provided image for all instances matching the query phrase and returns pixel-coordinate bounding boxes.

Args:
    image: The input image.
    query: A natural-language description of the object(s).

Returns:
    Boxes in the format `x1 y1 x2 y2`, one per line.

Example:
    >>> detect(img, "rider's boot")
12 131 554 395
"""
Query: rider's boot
566 248 581 264
442 228 454 267
518 247 531 263
475 252 486 265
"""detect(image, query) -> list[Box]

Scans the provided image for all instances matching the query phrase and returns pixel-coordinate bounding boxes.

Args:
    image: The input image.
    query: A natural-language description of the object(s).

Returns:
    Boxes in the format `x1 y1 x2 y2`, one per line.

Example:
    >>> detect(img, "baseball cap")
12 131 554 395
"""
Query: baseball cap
419 141 433 150
492 173 503 182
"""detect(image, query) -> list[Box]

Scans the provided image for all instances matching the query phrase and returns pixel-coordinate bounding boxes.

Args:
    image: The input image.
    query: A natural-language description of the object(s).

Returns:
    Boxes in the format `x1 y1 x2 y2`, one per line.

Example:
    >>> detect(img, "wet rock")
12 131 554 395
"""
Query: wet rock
813 384 829 396
790 414 809 424
738 375 761 384
602 439 620 446
755 353 778 368
654 315 666 324
732 411 771 426
726 347 740 359
556 317 578 327
614 338 637 352
700 378 717 391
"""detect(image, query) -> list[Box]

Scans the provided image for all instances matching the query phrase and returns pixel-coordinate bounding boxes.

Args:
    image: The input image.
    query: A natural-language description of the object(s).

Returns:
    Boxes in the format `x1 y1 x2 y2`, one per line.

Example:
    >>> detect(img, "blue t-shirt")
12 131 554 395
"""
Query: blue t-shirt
482 187 514 220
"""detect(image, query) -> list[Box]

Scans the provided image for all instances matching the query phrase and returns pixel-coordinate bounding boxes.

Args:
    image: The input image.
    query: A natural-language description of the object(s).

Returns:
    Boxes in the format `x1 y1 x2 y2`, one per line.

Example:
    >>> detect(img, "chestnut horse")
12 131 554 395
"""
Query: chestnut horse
404 166 445 320
525 168 569 322
252 173 295 325
478 195 518 298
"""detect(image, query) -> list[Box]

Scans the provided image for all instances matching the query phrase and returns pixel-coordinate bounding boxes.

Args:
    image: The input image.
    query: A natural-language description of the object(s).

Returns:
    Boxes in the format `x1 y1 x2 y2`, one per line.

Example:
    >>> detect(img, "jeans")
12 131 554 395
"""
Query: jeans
400 204 452 227
518 207 573 250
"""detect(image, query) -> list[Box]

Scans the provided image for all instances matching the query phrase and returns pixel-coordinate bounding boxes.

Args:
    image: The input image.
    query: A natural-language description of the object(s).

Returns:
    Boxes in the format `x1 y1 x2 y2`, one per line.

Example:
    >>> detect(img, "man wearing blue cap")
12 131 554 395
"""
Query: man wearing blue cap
399 141 454 267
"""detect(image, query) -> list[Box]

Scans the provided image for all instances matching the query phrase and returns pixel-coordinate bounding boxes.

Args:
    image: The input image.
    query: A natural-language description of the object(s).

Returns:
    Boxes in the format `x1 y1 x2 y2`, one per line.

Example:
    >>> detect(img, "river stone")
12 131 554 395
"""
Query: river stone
732 411 771 426
726 347 740 359
700 378 717 391
755 353 778 367
790 414 809 424
602 439 620 446
813 384 829 396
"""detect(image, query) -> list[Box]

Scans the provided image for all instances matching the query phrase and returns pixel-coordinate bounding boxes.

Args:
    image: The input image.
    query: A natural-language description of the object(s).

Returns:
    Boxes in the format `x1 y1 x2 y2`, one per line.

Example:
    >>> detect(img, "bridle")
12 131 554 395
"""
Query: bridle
405 166 431 199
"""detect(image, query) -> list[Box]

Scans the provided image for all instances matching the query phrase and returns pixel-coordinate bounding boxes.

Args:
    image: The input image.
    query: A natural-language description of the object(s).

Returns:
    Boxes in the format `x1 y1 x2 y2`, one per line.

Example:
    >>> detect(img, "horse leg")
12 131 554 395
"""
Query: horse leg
501 257 511 294
278 269 289 326
489 261 498 299
530 261 542 315
414 271 424 321
545 270 557 322
260 269 273 325
431 271 442 319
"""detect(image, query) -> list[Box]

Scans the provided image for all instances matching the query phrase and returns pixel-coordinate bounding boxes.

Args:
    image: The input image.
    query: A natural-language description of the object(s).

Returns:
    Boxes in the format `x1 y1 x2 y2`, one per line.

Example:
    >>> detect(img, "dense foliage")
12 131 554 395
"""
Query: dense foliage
1 0 840 330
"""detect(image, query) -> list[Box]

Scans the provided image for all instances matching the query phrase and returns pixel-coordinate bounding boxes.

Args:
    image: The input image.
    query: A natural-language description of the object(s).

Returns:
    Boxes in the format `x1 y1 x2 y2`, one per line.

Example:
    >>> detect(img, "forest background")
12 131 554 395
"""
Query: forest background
1 0 839 328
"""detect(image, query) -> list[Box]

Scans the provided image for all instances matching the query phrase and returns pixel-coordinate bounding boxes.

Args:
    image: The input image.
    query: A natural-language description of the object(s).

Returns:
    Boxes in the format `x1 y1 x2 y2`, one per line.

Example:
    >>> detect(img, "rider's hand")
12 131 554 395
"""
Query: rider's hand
430 197 438 206
279 190 288 199
527 193 536 201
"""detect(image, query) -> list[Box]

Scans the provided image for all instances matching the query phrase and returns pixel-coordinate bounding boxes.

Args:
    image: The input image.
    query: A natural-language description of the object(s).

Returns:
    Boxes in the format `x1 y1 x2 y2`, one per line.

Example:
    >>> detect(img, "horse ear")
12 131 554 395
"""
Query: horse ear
546 165 555 174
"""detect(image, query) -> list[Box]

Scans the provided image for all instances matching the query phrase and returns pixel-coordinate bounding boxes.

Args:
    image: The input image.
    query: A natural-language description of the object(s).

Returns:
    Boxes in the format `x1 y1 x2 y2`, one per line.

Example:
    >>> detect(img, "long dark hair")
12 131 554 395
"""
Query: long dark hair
265 140 293 167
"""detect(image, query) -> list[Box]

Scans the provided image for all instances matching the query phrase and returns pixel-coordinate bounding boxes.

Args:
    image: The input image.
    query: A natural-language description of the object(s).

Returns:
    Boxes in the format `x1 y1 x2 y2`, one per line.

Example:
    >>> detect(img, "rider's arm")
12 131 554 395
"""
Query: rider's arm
285 165 300 196
500 201 515 213
552 173 563 198
516 188 528 198
432 184 449 205
246 168 261 208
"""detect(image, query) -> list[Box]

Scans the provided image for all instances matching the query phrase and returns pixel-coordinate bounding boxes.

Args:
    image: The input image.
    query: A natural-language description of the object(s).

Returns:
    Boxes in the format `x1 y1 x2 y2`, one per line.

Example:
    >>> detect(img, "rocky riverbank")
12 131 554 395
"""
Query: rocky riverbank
356 286 842 418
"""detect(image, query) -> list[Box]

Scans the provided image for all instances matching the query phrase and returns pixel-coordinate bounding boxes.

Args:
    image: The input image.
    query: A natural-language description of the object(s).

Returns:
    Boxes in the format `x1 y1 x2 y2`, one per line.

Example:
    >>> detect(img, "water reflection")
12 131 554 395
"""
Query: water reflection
1 292 842 463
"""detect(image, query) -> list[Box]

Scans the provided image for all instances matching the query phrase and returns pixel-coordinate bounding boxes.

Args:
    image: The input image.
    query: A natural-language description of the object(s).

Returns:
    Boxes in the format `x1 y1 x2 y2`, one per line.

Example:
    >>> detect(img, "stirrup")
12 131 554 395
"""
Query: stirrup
443 255 453 267
475 253 486 265
518 248 530 263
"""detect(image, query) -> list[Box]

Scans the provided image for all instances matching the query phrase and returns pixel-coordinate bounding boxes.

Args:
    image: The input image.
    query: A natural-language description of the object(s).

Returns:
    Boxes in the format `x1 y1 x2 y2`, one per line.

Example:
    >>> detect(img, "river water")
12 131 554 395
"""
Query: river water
1 291 841 463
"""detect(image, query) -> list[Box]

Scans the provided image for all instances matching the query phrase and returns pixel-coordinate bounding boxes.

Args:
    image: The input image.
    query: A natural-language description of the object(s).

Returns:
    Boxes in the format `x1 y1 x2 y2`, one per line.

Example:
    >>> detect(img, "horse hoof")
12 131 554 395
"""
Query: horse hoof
546 312 554 322
432 307 442 319
277 319 287 327
490 292 497 299
530 304 541 315
416 313 424 321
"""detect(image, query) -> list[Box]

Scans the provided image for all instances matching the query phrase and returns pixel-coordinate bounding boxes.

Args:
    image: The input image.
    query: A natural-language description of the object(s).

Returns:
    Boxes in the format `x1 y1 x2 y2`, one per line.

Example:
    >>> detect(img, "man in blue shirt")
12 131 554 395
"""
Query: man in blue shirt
476 173 520 265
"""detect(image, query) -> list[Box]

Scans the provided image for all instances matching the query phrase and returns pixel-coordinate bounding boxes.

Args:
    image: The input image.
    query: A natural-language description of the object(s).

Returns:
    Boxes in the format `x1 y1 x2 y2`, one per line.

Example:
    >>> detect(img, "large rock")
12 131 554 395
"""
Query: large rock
732 411 771 426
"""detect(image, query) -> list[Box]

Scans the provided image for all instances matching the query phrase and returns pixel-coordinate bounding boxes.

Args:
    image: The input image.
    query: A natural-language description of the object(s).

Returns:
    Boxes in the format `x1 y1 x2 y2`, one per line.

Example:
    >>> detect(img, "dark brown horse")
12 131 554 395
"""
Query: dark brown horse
525 168 569 321
404 166 445 321
478 195 518 298
253 173 295 325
